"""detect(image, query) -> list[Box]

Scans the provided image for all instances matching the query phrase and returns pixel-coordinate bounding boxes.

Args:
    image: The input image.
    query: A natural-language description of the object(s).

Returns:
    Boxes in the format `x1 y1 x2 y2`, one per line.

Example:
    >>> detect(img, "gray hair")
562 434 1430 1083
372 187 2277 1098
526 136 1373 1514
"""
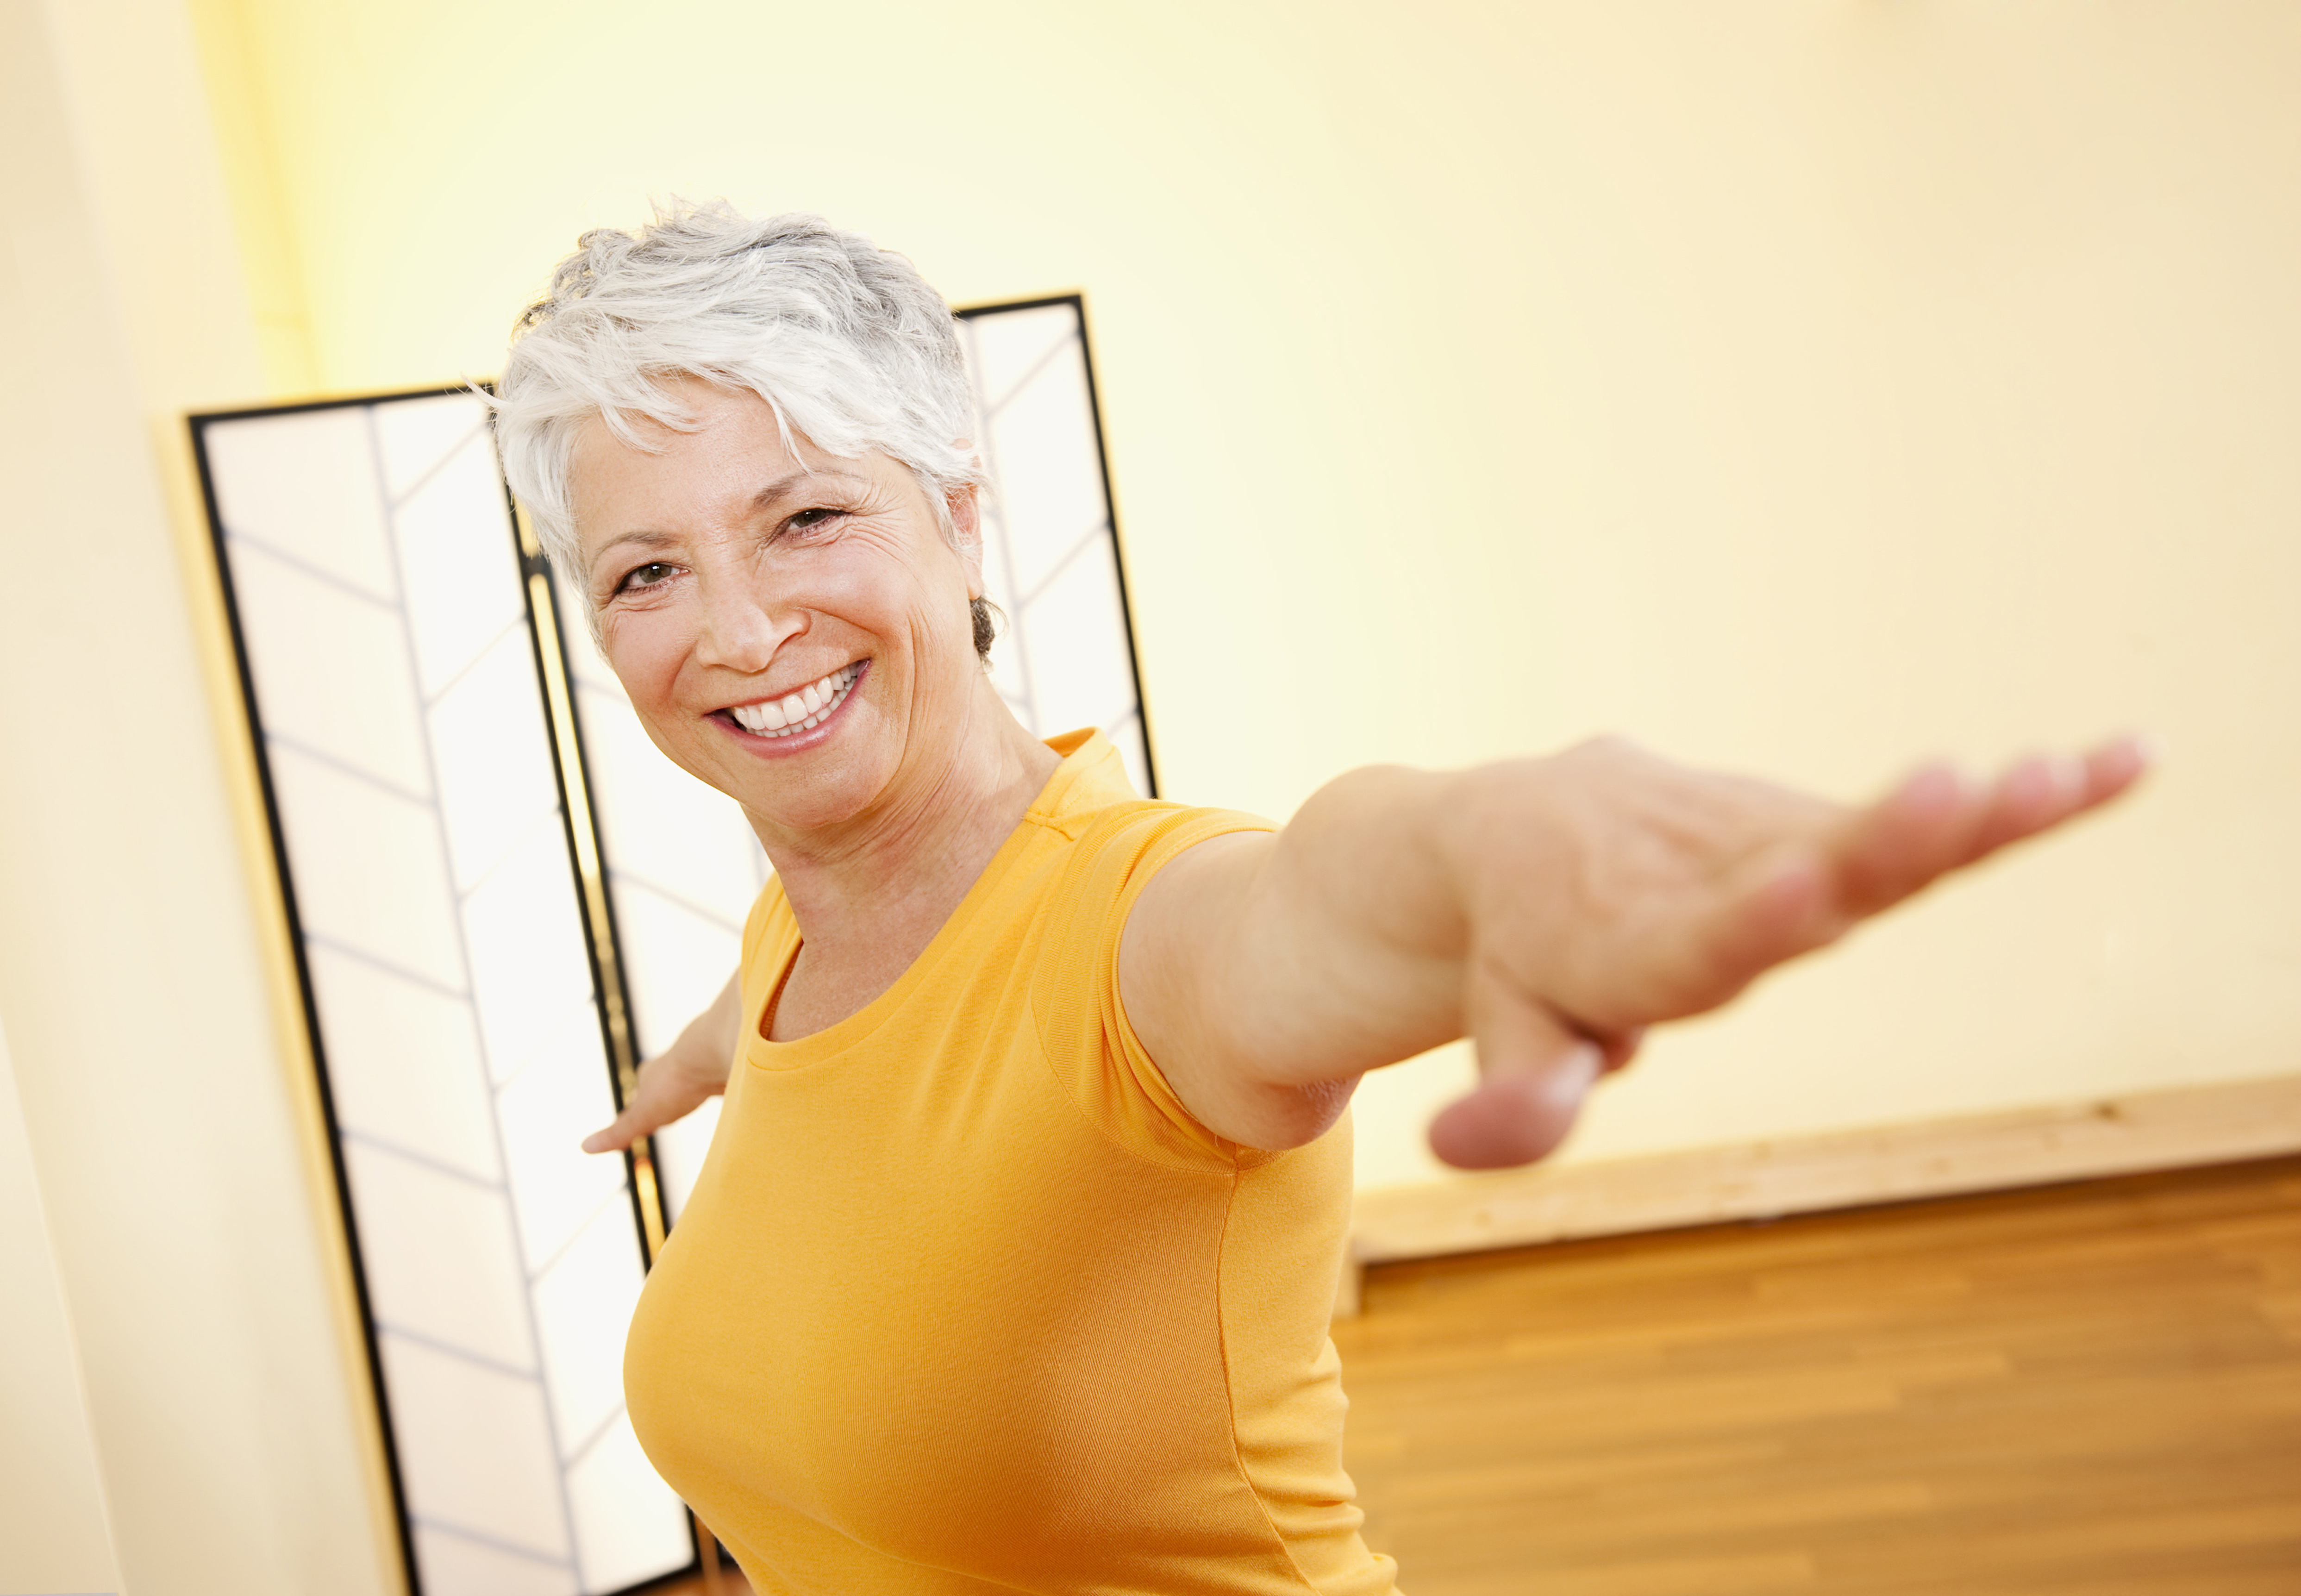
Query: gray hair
490 201 991 641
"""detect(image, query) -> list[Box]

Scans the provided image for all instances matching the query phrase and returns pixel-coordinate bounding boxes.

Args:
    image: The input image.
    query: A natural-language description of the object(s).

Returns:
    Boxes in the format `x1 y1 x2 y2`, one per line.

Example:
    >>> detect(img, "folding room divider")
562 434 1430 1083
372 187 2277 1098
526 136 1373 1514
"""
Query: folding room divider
191 295 1150 1596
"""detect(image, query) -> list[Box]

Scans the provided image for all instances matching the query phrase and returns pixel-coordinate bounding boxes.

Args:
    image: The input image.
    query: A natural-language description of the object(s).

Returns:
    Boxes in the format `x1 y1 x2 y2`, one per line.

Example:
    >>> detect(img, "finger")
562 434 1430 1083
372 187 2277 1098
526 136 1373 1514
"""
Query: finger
1966 753 2083 857
581 1081 683 1153
1830 736 2155 923
1682 769 1982 997
1598 1026 1648 1074
1429 960 1608 1170
2084 734 2156 804
1429 1043 1601 1170
1971 736 2154 856
1621 840 1840 1023
580 1107 650 1155
1833 764 1991 915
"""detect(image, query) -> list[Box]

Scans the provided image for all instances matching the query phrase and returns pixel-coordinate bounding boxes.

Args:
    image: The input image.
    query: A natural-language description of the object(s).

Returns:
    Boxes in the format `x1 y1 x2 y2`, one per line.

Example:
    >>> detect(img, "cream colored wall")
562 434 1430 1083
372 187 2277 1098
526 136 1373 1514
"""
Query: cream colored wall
0 0 393 1590
0 1015 120 1596
0 6 2288 1587
193 1 2301 1195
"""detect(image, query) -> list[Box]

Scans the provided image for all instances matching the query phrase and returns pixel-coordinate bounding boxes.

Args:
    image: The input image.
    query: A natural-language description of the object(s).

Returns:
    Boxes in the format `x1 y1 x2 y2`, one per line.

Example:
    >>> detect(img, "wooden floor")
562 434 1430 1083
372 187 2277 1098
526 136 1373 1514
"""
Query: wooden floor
651 1157 2301 1596
1333 1156 2301 1596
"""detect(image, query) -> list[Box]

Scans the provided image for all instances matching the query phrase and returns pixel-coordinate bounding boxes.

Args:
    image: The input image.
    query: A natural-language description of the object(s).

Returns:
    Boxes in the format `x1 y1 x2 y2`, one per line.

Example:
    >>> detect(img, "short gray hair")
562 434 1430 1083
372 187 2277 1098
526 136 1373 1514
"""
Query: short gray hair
491 201 988 597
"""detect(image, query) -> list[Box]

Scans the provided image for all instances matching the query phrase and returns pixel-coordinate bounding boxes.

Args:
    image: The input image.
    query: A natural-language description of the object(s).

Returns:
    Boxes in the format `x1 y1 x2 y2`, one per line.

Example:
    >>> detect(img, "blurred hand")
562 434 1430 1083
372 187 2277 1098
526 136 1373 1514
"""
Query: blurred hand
582 971 741 1154
1427 737 2152 1169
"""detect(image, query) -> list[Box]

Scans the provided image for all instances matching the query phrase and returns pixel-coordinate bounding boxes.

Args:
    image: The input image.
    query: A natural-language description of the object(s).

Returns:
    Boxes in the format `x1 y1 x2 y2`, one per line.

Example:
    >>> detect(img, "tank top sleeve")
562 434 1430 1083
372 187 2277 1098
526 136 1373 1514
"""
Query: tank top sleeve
1025 801 1279 1170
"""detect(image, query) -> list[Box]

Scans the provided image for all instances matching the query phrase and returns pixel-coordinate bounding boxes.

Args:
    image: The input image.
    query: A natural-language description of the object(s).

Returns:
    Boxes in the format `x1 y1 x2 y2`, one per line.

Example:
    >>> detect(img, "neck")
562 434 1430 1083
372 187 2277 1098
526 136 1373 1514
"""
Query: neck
752 670 1062 1039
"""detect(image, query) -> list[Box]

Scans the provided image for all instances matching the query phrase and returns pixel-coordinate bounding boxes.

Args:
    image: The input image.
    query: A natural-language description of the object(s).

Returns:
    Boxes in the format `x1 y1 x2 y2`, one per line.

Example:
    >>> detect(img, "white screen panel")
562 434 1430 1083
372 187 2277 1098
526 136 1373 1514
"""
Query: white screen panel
199 304 1150 1573
198 392 692 1596
962 297 1155 796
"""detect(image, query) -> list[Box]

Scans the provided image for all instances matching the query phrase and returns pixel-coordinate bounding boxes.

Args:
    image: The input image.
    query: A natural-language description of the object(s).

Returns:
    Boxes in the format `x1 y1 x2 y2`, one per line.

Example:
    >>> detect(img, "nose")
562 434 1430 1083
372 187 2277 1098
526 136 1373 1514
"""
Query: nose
693 569 799 673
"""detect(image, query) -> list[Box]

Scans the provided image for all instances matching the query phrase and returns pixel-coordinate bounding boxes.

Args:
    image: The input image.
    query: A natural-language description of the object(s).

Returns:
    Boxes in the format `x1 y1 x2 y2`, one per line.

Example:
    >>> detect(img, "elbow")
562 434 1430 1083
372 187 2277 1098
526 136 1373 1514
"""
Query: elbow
1231 1074 1360 1153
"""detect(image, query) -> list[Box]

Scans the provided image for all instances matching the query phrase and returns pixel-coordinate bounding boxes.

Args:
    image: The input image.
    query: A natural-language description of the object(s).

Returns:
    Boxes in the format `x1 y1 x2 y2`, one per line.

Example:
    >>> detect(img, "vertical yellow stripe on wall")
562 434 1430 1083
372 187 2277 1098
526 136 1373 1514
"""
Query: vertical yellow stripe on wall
182 0 319 397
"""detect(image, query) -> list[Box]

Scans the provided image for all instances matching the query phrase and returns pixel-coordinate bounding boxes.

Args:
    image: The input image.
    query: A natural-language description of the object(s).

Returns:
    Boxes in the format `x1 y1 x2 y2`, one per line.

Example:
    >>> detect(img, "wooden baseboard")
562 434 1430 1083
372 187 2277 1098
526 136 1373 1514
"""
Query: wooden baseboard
1336 1070 2301 1317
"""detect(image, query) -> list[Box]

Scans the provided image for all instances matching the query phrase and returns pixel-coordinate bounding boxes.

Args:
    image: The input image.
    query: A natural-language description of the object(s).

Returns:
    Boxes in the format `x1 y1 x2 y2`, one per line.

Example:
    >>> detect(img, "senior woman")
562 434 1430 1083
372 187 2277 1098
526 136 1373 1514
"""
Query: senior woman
492 204 2142 1595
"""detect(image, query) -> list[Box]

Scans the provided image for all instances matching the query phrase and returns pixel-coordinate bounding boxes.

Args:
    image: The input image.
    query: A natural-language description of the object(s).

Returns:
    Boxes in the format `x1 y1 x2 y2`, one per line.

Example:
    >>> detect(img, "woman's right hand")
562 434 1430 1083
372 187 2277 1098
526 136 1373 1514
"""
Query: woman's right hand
582 970 742 1153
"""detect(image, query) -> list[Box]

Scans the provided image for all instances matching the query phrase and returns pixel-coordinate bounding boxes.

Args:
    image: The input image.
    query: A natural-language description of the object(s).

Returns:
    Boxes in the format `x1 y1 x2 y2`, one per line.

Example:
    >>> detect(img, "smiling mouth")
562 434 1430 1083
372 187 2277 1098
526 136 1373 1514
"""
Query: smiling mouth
728 662 863 739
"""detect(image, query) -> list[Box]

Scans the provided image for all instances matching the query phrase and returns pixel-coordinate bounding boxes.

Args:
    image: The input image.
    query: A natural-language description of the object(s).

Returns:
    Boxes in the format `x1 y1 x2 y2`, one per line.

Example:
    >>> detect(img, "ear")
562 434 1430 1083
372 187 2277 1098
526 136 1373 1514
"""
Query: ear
946 481 985 599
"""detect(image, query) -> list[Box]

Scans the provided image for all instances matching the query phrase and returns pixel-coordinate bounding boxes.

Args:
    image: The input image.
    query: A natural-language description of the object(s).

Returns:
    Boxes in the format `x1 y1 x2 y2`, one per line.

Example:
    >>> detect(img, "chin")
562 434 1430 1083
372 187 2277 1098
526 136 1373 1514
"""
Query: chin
729 743 903 837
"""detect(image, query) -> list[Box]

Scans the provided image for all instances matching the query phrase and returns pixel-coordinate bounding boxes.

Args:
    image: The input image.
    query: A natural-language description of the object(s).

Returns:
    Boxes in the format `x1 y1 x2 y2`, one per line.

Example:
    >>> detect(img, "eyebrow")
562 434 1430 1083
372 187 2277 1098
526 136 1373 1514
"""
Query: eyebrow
586 467 877 581
747 467 870 512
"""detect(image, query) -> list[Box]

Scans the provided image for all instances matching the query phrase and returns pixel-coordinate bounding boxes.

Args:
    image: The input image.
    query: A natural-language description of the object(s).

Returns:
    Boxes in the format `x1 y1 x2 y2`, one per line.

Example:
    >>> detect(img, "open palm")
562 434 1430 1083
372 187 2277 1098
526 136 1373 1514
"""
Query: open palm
1432 737 2151 1168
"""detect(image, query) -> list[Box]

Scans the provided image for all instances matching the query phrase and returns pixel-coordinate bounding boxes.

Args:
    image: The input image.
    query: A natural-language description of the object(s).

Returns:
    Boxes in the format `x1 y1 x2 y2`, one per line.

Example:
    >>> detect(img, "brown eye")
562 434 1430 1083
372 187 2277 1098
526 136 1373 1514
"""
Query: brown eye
786 507 839 535
620 562 676 591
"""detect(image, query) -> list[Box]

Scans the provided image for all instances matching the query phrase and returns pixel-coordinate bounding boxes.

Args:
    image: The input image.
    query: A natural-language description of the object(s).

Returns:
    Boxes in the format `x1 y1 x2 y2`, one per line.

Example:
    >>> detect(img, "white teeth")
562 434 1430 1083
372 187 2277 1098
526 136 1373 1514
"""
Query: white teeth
733 663 858 739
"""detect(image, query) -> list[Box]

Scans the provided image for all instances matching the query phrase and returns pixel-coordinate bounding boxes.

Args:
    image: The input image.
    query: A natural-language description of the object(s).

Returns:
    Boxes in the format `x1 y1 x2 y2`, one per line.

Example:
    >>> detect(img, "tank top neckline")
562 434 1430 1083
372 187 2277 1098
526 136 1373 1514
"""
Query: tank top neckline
743 729 1128 1070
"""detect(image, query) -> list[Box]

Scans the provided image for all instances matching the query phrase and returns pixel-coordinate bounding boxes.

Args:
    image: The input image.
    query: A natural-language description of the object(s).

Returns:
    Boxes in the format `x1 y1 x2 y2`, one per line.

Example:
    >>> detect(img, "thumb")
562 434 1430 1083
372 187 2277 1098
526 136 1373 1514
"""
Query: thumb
581 1048 727 1153
1427 961 1605 1170
581 1104 651 1156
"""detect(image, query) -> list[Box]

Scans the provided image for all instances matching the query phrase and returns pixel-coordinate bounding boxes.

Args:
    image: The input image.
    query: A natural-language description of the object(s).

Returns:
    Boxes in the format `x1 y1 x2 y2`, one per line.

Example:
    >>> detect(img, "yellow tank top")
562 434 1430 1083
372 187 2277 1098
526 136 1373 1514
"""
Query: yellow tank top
623 730 1397 1595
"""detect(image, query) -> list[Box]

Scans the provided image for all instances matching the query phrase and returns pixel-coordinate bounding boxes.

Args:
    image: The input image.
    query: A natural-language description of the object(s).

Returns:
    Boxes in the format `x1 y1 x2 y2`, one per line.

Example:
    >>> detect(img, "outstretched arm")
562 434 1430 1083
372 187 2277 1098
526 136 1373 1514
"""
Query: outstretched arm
1119 737 2151 1167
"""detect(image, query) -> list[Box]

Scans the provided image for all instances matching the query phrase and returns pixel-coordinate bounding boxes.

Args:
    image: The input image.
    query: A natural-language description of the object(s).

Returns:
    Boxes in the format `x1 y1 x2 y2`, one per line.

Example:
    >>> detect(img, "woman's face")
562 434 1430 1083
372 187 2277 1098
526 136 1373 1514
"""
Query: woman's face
569 379 985 838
